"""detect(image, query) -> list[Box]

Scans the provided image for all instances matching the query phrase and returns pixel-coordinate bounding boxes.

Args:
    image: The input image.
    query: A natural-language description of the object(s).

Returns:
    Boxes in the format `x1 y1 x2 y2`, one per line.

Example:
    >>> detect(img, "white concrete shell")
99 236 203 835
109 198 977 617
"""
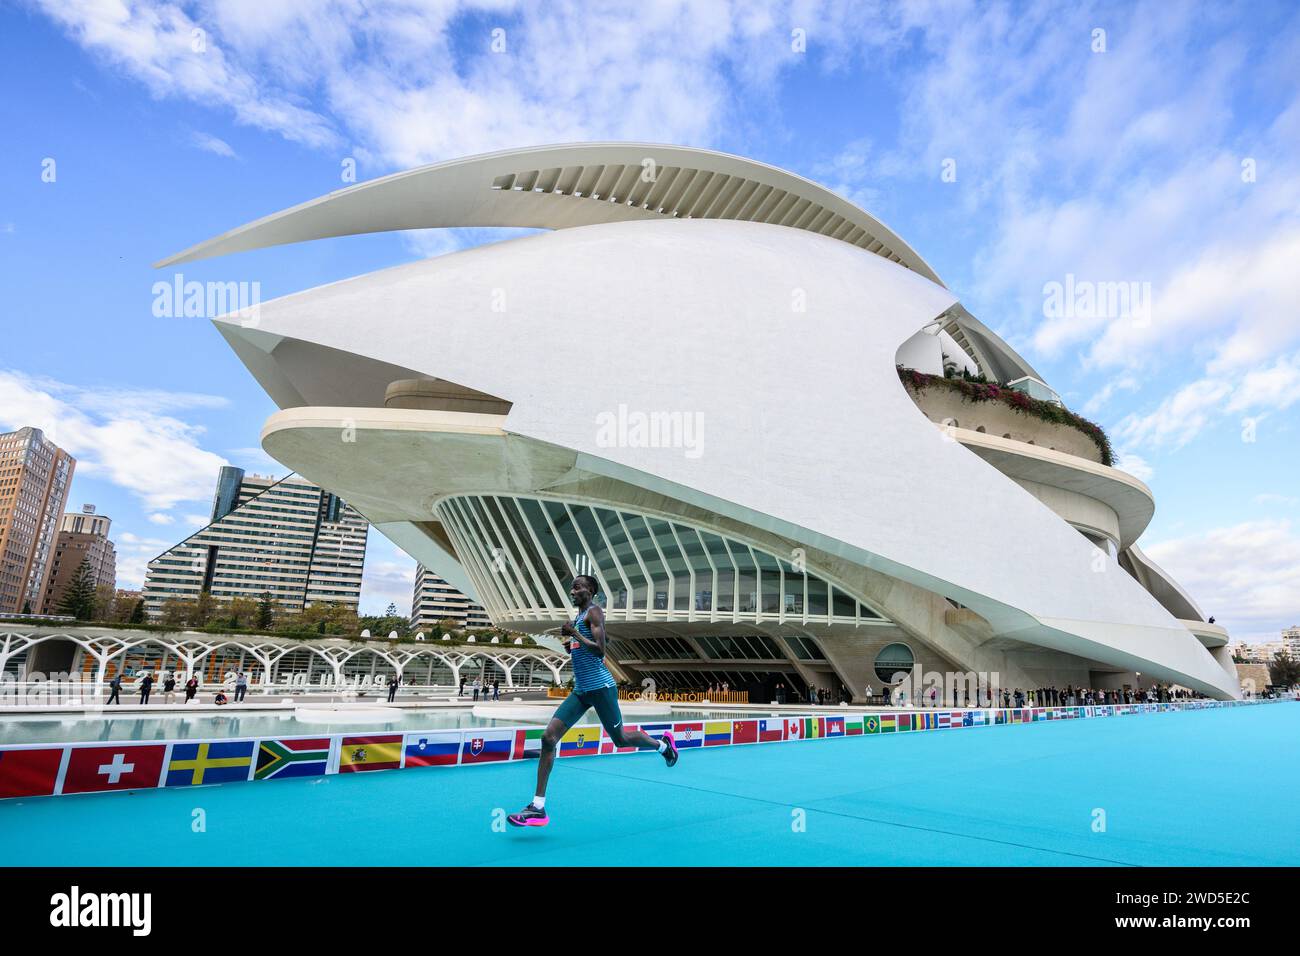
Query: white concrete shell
163 145 1239 700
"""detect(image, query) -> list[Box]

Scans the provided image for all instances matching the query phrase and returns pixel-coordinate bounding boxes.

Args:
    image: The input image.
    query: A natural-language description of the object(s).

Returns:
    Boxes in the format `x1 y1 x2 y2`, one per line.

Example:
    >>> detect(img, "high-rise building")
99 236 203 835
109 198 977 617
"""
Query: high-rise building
40 504 117 614
1283 626 1300 659
412 564 491 631
142 468 368 619
0 427 76 615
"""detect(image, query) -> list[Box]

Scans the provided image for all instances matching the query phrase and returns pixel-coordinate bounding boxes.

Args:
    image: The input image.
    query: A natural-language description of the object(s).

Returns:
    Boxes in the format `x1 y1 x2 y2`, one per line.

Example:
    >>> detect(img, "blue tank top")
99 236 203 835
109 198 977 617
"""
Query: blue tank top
569 605 616 693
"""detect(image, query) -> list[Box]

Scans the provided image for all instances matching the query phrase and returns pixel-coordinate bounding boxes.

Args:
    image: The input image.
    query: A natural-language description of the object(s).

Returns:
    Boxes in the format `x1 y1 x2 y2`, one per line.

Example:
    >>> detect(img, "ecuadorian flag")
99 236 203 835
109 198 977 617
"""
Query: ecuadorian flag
166 740 254 787
339 735 402 772
559 725 600 757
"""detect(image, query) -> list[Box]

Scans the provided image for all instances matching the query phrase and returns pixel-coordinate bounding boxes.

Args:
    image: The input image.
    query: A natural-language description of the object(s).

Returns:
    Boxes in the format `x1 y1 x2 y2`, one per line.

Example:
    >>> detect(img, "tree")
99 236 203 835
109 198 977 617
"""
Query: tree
385 602 399 616
129 599 146 624
56 558 99 621
1268 652 1300 689
256 592 274 630
21 600 31 615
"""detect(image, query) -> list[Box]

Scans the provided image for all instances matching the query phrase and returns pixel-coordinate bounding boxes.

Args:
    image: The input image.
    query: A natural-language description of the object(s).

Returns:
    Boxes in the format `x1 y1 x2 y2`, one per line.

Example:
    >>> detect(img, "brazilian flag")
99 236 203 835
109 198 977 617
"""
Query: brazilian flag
865 715 880 735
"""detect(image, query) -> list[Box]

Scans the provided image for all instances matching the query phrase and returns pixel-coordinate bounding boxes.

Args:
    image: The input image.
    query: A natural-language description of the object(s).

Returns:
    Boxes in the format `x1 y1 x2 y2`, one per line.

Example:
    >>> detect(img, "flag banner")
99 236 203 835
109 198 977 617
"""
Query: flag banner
864 714 880 735
0 747 64 799
785 718 805 740
512 727 545 760
672 722 705 748
758 718 785 742
896 713 913 732
704 721 732 746
937 712 951 729
845 716 863 735
405 732 462 767
338 735 402 772
962 711 974 727
461 728 514 764
971 711 987 726
601 724 643 755
559 725 600 757
803 717 822 740
62 745 166 794
948 711 965 728
994 710 1007 725
255 737 331 780
732 719 759 744
165 740 255 787
824 716 845 737
881 713 897 733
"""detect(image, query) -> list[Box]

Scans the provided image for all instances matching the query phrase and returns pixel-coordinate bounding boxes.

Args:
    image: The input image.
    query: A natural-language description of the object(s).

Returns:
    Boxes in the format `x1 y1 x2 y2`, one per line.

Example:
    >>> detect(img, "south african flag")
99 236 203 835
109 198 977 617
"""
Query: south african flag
255 737 331 780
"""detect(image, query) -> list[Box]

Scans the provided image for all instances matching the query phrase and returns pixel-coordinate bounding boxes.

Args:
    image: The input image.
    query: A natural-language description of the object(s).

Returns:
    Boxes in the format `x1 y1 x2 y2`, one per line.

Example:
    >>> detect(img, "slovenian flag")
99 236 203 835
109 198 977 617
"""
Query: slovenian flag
461 728 514 764
731 720 759 744
559 725 600 757
405 732 461 767
758 719 785 743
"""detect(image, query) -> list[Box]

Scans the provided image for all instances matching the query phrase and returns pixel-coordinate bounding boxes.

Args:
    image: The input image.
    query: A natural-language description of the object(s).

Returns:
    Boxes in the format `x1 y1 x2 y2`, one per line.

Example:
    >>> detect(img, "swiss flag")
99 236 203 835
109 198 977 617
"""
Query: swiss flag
61 745 166 794
0 747 65 798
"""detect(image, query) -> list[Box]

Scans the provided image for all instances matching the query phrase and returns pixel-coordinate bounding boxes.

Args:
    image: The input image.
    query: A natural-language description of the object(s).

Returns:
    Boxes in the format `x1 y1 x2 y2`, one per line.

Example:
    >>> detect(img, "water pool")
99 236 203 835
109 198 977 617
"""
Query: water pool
0 708 528 744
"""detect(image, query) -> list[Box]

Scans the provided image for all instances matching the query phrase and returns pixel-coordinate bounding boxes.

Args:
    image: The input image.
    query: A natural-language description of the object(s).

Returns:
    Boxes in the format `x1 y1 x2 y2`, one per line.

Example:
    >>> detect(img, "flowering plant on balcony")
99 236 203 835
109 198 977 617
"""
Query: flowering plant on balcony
897 366 1115 467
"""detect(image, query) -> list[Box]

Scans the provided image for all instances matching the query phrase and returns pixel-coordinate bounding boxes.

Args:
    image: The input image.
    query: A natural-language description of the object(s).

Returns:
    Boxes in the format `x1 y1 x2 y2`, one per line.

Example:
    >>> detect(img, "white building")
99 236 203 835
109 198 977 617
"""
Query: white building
158 143 1241 700
1281 627 1299 658
412 564 491 631
142 467 367 619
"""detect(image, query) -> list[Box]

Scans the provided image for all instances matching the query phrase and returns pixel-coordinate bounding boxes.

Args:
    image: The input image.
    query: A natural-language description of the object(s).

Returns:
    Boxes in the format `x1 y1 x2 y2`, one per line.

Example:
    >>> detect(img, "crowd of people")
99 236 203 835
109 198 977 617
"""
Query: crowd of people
102 670 248 705
457 676 501 701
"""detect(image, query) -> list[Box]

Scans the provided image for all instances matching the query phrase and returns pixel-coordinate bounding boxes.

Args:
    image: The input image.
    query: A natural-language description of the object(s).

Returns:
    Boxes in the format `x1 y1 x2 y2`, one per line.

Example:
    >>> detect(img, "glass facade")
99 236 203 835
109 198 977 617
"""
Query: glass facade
435 494 888 628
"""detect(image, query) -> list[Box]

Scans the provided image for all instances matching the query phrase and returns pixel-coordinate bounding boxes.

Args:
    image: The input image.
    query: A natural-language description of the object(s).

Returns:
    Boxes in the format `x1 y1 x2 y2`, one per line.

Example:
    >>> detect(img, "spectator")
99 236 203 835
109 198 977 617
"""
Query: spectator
184 675 198 703
163 672 176 704
234 671 248 703
214 690 228 705
139 672 153 705
458 676 466 697
492 679 500 702
107 673 122 705
387 674 400 703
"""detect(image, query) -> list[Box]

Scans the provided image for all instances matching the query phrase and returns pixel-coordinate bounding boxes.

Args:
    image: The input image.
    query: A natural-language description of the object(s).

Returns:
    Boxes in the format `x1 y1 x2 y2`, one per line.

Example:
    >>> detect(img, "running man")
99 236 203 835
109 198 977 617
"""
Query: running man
508 574 678 827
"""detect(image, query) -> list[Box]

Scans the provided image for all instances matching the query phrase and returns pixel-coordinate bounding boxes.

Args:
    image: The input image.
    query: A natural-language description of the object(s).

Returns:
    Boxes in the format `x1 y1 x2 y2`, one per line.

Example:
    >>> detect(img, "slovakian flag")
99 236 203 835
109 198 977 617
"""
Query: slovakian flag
62 745 166 794
704 721 732 747
758 719 785 743
731 719 758 745
404 732 461 767
165 740 255 787
513 727 545 760
785 718 804 740
255 737 331 780
0 747 64 799
338 735 402 772
461 729 514 764
559 725 600 757
672 722 704 748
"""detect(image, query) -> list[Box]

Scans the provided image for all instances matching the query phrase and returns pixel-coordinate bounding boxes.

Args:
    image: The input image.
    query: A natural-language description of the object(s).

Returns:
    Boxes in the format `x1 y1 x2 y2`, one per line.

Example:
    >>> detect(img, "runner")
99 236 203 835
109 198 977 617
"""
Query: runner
508 574 678 827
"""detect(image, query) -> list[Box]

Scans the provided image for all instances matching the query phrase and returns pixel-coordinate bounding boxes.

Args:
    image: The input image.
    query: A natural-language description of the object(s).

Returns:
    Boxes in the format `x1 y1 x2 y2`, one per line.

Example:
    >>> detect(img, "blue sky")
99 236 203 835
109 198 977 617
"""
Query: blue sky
1 1 1297 640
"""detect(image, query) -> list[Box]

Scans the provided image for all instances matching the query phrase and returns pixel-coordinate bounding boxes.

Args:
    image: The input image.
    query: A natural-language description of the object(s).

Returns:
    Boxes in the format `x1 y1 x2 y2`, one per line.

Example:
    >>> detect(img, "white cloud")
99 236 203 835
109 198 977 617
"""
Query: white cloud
114 530 175 590
1113 451 1153 483
1112 378 1233 450
189 130 237 157
0 369 229 512
147 512 175 525
1255 493 1299 508
359 548 417 617
1145 520 1300 643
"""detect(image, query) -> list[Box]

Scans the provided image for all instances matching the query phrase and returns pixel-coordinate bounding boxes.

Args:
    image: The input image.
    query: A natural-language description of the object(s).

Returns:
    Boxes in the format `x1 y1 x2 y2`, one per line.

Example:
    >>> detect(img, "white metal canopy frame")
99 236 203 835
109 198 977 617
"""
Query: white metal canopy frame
159 142 1241 701
0 628 570 689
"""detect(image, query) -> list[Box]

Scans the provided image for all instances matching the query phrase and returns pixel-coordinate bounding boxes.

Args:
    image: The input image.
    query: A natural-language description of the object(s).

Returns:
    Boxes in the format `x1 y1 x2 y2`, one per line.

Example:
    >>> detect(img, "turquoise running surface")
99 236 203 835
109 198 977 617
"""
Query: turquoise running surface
2 704 1295 866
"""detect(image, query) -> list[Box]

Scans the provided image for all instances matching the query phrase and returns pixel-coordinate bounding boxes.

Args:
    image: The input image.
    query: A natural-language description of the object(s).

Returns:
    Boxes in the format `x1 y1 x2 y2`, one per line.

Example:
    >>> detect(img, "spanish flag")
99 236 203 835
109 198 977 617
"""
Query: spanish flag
338 734 402 772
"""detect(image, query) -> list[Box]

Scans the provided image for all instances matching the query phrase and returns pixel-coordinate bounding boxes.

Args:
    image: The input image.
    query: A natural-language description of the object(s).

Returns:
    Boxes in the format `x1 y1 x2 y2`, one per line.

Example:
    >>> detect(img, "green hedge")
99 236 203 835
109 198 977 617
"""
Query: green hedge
898 366 1115 467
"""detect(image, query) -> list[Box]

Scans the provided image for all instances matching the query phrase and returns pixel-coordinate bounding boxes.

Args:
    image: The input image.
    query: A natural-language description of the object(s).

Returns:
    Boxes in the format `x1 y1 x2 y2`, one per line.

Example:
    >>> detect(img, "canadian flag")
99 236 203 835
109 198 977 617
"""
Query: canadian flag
785 718 804 740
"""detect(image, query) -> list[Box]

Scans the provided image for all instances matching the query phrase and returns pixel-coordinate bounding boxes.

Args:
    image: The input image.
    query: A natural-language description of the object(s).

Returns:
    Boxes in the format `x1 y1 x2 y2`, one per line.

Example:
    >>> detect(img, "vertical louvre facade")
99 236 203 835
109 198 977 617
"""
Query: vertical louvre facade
0 427 76 614
433 494 886 628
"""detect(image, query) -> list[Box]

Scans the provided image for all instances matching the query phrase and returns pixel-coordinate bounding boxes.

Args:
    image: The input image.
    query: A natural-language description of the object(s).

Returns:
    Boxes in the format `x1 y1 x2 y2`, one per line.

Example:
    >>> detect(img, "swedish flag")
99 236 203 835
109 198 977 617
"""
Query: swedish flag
166 740 255 786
